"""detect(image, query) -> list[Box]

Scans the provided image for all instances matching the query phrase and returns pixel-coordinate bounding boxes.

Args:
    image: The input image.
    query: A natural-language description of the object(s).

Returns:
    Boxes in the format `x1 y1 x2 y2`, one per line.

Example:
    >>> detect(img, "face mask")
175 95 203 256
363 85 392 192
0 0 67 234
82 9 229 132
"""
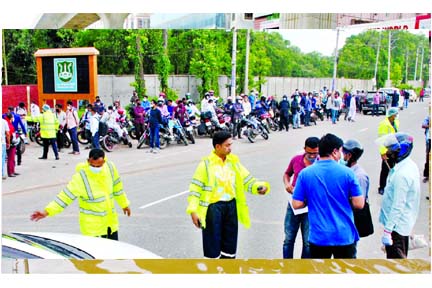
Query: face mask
56 109 60 113
339 158 348 166
306 156 317 163
89 166 103 174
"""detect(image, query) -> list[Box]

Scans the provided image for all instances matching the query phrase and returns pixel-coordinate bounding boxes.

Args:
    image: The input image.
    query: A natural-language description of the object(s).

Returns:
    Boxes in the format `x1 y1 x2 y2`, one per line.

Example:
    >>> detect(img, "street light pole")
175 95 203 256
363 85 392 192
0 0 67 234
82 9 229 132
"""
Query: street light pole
419 47 424 82
230 27 237 97
414 47 419 81
331 28 340 91
374 32 381 89
387 31 391 82
244 29 250 95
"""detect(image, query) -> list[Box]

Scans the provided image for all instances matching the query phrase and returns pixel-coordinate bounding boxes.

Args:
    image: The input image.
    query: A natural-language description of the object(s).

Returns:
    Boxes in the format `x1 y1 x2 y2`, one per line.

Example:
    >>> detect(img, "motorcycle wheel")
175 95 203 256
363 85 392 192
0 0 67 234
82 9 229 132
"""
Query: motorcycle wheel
137 133 146 149
77 131 89 144
186 131 195 144
129 128 137 140
35 135 43 146
20 141 26 154
247 129 256 143
159 133 168 149
101 135 115 152
261 131 269 140
268 119 278 131
63 136 72 148
29 129 35 142
180 132 188 146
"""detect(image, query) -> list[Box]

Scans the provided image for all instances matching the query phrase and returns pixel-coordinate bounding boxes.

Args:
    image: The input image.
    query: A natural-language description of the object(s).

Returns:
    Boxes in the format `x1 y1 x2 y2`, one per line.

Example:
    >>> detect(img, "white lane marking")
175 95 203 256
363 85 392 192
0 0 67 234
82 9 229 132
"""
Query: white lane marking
358 128 368 133
139 190 189 209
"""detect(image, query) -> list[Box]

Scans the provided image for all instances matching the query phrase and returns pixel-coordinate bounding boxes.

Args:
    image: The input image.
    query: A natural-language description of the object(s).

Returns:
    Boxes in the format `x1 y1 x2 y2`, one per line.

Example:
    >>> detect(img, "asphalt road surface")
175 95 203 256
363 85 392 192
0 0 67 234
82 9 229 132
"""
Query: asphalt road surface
2 99 430 259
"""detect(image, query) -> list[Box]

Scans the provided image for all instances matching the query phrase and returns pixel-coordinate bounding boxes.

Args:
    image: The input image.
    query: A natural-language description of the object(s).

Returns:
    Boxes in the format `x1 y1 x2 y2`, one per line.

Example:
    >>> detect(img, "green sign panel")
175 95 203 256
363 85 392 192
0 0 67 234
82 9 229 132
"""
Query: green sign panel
54 58 77 92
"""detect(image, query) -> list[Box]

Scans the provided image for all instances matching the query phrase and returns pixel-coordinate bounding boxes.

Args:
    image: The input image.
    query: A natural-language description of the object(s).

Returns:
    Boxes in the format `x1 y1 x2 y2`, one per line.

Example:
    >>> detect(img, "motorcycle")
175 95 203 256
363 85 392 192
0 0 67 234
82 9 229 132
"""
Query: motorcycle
159 119 189 147
27 121 39 142
12 130 26 155
197 111 217 138
125 120 137 140
216 108 233 133
77 122 90 145
259 111 278 132
101 127 133 152
240 114 269 143
310 107 324 125
183 119 195 144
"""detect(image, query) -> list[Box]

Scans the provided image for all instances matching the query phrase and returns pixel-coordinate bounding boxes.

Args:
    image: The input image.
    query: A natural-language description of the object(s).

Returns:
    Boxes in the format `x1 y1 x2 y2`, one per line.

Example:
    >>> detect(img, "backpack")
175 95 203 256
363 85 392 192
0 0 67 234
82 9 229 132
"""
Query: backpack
98 121 108 137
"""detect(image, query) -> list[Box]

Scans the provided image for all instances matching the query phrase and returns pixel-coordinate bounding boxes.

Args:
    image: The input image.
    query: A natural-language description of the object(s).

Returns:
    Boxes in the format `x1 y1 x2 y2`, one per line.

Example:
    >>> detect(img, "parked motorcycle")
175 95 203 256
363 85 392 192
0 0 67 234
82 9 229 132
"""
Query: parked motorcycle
77 122 90 145
183 119 195 144
240 115 269 143
159 119 189 147
197 111 216 138
259 112 278 132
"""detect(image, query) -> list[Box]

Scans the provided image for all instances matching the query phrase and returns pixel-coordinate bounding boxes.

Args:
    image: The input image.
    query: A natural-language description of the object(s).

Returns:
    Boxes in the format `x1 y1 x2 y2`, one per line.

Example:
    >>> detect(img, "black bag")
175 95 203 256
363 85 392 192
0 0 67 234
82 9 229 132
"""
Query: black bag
353 202 374 238
98 121 108 137
197 123 207 135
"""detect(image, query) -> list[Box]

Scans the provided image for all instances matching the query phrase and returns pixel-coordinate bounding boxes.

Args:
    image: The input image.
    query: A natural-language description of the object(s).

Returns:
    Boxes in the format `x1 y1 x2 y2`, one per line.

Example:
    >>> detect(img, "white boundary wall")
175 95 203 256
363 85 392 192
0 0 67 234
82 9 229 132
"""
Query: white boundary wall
97 74 373 105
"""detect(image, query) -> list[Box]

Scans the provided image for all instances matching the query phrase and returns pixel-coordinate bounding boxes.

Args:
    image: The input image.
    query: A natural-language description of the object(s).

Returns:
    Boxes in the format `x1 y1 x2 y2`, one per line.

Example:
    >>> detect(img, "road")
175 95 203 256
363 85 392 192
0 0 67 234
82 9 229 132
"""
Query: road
2 99 430 259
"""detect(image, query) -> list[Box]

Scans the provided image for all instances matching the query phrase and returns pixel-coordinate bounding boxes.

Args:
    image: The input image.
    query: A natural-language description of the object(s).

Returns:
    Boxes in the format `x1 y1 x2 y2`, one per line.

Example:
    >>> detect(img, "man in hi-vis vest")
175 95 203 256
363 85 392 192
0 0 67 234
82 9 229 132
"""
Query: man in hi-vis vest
31 148 131 240
187 131 270 258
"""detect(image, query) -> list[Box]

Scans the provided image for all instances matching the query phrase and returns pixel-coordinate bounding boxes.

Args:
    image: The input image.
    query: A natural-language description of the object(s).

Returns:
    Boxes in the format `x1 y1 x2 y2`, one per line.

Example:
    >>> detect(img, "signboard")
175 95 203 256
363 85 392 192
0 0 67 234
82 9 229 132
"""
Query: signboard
54 58 78 92
342 14 431 30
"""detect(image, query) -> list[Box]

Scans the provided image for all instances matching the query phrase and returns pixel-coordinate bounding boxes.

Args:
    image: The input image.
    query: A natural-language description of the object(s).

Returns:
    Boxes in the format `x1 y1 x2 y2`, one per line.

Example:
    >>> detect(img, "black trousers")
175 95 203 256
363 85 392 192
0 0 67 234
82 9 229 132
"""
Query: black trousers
232 119 241 138
100 227 119 241
385 231 409 259
279 112 289 131
424 139 430 178
379 159 390 191
42 138 59 158
16 141 22 165
309 242 357 259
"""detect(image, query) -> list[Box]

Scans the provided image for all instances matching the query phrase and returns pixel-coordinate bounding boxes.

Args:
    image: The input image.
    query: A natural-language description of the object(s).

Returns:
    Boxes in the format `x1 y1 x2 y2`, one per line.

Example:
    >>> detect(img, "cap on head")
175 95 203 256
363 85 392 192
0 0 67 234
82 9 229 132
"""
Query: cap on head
42 104 50 111
387 107 399 117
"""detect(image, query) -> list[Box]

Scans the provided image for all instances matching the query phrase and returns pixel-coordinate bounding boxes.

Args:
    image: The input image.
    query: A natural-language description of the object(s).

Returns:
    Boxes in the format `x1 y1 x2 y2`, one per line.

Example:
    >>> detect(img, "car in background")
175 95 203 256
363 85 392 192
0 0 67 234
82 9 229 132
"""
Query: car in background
360 91 387 115
2 232 162 260
379 87 404 110
408 89 418 102
424 88 431 98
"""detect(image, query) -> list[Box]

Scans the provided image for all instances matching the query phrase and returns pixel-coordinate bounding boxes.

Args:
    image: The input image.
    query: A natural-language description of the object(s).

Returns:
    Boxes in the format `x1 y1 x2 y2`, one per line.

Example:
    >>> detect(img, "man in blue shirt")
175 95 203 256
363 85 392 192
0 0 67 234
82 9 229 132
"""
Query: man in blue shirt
292 133 364 259
379 132 420 259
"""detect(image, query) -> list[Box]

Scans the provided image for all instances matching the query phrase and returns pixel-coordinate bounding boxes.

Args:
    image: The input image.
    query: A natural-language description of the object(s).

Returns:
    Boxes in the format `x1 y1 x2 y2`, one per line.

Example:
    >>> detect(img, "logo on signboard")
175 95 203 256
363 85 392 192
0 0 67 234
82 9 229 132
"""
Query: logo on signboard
54 58 78 92
57 61 74 82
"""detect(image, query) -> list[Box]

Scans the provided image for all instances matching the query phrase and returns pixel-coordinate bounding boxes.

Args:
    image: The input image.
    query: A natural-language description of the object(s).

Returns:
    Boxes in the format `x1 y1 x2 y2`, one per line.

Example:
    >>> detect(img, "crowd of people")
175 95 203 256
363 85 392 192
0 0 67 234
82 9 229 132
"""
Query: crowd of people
2 87 430 260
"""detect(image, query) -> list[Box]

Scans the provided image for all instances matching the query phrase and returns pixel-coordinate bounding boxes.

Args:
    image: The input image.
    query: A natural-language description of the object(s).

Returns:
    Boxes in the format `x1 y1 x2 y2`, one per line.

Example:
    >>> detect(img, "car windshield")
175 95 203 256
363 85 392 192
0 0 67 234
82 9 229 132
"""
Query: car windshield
2 245 43 259
12 233 94 259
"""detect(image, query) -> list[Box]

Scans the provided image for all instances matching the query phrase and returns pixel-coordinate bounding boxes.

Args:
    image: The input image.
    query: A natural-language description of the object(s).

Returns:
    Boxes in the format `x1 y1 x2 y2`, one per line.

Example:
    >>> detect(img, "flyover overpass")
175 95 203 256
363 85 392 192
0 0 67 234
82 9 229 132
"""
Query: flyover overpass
35 13 130 28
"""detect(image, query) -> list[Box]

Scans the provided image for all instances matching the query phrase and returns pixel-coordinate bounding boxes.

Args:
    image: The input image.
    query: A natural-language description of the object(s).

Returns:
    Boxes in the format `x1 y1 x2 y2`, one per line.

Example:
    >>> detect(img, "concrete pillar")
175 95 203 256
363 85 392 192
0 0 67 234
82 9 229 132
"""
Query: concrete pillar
97 13 130 28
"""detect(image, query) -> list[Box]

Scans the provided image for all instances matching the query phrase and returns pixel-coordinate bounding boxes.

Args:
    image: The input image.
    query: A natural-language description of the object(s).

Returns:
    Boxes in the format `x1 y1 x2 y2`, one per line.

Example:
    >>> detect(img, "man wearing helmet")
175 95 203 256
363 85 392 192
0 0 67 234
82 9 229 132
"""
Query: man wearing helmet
342 139 373 241
377 107 400 195
378 132 420 259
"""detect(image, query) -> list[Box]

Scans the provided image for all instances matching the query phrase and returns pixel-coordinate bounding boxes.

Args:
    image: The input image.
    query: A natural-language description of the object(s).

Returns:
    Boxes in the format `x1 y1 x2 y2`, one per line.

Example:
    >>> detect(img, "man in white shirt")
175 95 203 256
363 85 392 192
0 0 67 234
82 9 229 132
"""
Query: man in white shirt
2 119 11 180
89 106 101 149
55 104 67 152
30 101 40 117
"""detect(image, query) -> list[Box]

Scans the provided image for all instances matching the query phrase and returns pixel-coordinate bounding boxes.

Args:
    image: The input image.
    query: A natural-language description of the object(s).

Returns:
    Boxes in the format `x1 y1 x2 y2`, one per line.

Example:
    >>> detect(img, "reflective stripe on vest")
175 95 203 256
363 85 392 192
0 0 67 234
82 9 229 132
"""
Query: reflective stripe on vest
106 162 117 185
113 189 124 197
243 174 253 185
83 196 106 203
63 188 76 201
199 200 209 207
55 197 67 208
79 170 94 200
79 208 107 216
189 191 201 198
191 178 204 188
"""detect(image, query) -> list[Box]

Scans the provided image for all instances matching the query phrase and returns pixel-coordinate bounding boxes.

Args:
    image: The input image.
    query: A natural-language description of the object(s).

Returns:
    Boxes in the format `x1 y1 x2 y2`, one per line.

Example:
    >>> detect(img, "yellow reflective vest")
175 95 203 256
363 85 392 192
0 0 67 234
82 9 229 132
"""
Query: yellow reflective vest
45 161 130 237
378 117 400 155
186 151 270 229
37 110 59 139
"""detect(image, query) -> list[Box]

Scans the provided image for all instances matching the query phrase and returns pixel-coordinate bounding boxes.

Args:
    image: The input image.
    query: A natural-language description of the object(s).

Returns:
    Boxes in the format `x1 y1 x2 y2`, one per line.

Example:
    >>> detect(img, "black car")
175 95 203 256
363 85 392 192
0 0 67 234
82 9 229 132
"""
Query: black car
360 91 388 115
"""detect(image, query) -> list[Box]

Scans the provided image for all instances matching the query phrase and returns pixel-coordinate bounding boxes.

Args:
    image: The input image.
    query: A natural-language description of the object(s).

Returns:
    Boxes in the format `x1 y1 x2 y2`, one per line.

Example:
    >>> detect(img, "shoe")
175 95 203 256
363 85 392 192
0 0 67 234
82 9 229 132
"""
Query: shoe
73 151 80 155
38 157 47 160
55 156 60 160
238 136 243 139
17 162 21 166
2 176 6 180
153 148 159 154
14 173 20 176
378 188 384 195
8 174 15 177
68 151 75 154
423 177 429 183
147 148 153 153
85 146 91 149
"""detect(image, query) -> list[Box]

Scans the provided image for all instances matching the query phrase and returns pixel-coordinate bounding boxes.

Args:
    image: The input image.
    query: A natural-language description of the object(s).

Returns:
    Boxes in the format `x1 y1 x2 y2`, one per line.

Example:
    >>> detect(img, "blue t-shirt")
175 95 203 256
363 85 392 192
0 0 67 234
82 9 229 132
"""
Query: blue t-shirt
292 159 362 246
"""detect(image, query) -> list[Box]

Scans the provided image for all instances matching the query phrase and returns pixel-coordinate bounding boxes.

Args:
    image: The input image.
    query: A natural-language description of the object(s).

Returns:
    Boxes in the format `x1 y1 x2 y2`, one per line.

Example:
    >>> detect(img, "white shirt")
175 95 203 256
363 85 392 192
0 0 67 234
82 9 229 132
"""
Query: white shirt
56 111 66 127
90 114 100 136
30 103 40 117
1 119 10 145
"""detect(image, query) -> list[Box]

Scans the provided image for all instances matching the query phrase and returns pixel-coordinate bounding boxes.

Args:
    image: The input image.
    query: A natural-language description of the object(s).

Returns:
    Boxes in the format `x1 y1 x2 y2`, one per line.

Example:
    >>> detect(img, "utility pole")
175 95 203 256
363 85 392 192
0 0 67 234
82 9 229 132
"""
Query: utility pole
414 47 419 81
230 27 237 97
244 29 250 95
374 32 381 89
405 50 409 83
331 28 340 91
1 29 8 85
387 31 391 82
419 47 424 82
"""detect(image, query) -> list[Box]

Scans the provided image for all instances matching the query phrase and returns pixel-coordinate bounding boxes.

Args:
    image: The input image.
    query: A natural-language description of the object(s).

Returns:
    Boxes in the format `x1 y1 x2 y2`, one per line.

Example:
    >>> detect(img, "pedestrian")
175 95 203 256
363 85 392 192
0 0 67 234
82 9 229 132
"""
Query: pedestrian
292 133 364 259
14 102 28 134
4 113 18 177
378 132 420 259
37 105 59 160
291 94 301 129
2 117 11 179
242 94 251 116
66 100 80 155
3 106 26 166
55 104 66 152
421 115 430 183
419 88 425 102
347 92 357 122
89 106 101 149
93 96 105 111
231 96 244 139
148 100 162 153
30 100 40 117
81 104 93 149
403 90 410 109
278 95 290 131
30 148 131 240
343 91 351 121
303 93 312 126
377 107 399 195
282 136 319 259
330 92 341 124
372 91 380 116
186 131 270 258
133 99 146 140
